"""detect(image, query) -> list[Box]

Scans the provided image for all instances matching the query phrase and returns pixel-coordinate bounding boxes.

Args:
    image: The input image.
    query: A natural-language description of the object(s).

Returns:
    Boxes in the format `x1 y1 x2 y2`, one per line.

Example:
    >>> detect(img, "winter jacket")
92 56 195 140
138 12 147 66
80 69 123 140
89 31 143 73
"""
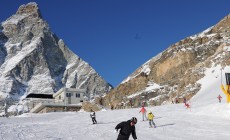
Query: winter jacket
221 85 230 103
115 120 137 140
139 107 146 114
90 112 96 118
147 113 154 120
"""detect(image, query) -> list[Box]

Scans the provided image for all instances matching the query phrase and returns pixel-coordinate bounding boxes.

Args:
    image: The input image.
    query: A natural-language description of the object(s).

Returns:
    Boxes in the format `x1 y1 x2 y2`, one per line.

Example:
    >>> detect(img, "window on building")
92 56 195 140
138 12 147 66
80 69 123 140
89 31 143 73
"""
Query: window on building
76 93 80 98
66 93 72 97
59 96 61 100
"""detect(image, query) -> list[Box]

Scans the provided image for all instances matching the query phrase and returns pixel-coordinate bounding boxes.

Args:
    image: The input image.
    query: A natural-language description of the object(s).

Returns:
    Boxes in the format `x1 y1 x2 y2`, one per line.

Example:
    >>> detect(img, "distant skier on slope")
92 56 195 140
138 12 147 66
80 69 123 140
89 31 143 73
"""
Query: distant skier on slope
183 98 187 104
3 100 8 117
147 111 156 128
185 103 190 108
90 109 97 124
175 98 179 104
217 94 222 103
115 117 137 140
139 106 147 121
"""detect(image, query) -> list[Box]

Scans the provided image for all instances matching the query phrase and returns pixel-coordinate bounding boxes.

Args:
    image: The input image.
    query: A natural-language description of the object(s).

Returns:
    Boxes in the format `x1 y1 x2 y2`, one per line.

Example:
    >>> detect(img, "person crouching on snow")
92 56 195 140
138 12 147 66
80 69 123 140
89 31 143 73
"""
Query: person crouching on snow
115 117 137 140
147 111 156 128
90 109 97 124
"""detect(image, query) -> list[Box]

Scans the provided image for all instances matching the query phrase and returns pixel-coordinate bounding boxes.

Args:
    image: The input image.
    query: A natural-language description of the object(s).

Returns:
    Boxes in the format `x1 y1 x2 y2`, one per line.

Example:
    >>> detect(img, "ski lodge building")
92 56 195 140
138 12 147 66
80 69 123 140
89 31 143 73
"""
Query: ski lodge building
26 88 86 113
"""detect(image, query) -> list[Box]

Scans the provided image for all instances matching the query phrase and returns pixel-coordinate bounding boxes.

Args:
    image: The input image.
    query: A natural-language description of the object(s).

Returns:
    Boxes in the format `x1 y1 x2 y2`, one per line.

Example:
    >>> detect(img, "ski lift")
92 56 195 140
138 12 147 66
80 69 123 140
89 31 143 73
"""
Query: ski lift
225 73 230 85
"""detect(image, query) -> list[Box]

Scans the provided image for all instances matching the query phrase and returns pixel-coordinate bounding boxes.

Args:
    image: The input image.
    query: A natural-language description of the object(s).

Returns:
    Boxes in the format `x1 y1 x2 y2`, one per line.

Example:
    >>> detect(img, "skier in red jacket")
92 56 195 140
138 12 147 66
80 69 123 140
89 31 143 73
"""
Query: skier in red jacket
139 106 147 121
217 94 222 103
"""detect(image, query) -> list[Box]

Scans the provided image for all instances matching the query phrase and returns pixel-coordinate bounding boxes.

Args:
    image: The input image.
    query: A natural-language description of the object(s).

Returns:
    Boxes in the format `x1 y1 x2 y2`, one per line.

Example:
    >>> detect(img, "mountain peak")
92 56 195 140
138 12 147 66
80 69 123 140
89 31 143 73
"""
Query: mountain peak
0 2 112 101
16 2 42 18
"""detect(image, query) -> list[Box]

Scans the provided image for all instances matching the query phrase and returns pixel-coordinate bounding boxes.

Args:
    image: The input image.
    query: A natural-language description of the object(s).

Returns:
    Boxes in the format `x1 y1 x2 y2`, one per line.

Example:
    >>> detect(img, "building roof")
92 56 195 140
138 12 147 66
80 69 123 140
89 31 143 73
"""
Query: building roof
53 88 86 97
26 94 53 99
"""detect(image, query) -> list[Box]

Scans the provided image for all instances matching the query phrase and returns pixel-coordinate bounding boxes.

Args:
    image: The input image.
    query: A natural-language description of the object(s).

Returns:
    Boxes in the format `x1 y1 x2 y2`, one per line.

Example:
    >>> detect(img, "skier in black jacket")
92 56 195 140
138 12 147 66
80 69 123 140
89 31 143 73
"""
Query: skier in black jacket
115 117 137 140
90 109 97 124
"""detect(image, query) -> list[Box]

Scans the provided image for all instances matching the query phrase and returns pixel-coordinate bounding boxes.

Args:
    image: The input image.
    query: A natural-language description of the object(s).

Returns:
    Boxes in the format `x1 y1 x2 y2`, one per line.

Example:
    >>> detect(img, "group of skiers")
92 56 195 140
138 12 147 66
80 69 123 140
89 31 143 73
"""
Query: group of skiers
139 106 156 128
89 105 156 140
114 106 156 140
89 94 224 140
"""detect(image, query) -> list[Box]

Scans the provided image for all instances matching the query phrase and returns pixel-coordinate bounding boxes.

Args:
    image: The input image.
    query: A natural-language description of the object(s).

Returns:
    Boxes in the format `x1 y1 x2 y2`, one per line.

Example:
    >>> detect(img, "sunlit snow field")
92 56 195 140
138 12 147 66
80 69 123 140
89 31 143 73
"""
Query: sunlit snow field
1 66 230 140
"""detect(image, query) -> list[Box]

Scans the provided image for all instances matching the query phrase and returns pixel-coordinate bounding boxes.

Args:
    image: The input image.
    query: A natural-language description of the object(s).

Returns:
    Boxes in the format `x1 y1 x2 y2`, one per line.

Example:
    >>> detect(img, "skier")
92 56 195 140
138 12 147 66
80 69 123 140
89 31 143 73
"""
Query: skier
217 94 222 103
139 106 147 121
183 98 187 104
185 102 190 108
175 98 179 104
90 109 97 124
4 101 8 118
147 111 156 128
115 117 137 140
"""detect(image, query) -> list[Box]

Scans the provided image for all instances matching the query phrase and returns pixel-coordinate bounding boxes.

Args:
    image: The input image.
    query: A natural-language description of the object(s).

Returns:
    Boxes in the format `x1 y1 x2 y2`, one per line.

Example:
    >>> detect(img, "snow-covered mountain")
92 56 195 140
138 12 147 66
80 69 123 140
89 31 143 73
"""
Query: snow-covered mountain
102 13 230 108
0 2 112 101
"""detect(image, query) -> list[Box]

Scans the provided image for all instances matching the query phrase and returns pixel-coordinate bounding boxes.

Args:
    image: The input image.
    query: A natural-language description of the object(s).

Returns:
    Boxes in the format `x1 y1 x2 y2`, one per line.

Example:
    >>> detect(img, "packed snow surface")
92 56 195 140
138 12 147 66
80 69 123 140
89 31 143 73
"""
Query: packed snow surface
1 103 230 140
1 66 230 140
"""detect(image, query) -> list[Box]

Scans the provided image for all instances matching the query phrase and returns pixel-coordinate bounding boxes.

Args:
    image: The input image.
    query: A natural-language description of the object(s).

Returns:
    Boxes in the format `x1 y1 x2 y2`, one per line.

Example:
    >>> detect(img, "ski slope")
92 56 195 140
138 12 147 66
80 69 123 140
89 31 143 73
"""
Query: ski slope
1 66 230 140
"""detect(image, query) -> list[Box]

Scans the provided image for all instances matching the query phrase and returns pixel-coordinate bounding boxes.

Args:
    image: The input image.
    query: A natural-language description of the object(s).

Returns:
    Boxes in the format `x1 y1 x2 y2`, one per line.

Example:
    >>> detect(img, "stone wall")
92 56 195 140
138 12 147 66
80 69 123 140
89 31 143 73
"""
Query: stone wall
38 106 81 113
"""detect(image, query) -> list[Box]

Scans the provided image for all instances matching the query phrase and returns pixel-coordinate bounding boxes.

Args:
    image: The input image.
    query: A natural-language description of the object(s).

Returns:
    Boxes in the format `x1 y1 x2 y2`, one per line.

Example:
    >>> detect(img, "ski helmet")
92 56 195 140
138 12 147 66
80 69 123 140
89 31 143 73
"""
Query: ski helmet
131 117 137 124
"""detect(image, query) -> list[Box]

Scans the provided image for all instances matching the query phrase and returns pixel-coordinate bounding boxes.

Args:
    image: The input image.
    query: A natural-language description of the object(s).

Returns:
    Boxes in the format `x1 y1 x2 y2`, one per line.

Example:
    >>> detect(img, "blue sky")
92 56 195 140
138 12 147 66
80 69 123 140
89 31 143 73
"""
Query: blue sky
1 0 230 87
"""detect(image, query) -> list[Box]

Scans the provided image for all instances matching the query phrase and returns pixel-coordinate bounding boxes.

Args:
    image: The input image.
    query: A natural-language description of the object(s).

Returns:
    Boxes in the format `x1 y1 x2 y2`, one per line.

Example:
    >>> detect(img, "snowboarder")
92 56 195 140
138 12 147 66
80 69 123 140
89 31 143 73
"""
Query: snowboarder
217 94 222 103
90 109 97 124
147 111 156 128
115 117 137 140
139 106 147 121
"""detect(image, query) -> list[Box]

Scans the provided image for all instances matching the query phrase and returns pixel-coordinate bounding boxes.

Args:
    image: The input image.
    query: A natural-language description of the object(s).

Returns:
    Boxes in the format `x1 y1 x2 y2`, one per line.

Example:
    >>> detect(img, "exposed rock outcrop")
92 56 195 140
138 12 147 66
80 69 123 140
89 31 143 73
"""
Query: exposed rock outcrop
102 14 230 109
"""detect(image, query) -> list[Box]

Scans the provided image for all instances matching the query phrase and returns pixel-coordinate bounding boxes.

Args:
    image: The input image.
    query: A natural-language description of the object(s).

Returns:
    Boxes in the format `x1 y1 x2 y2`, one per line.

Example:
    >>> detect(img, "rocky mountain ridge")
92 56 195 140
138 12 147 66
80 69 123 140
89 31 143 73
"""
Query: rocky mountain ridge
0 2 112 101
102 14 230 109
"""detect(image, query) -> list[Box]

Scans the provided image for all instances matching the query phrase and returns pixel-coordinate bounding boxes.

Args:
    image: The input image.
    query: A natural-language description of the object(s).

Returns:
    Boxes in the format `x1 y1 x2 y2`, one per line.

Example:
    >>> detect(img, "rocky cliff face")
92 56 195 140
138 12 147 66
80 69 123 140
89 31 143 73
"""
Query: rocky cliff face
102 14 230 108
0 2 112 101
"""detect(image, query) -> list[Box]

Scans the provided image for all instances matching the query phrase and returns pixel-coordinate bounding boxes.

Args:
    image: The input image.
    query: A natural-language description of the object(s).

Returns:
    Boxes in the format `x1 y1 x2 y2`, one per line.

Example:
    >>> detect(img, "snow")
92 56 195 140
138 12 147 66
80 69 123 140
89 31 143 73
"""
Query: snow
2 14 27 26
3 37 41 75
1 66 230 140
224 46 230 51
190 26 214 40
127 90 144 99
145 83 161 92
121 52 163 85
192 65 230 106
27 70 54 95
121 62 151 84
127 82 161 99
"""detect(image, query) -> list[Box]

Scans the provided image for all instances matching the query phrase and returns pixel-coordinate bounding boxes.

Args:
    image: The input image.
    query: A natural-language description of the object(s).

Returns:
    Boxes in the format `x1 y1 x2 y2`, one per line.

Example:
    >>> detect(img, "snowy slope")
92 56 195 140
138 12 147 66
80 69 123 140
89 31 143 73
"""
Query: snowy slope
1 67 230 140
192 65 230 106
1 104 230 140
